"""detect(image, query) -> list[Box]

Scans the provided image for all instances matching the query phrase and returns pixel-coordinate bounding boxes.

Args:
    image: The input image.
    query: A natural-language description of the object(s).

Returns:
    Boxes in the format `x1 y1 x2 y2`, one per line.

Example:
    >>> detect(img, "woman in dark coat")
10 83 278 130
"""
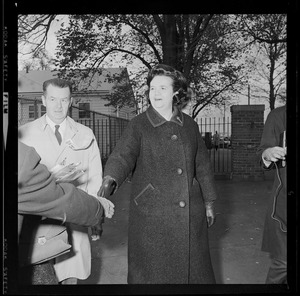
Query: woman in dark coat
99 64 218 284
257 105 287 284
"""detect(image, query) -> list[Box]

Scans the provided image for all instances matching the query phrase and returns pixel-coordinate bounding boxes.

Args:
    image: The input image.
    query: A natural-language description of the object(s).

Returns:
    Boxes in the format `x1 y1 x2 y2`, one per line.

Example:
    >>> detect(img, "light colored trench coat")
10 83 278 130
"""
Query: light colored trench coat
19 115 102 281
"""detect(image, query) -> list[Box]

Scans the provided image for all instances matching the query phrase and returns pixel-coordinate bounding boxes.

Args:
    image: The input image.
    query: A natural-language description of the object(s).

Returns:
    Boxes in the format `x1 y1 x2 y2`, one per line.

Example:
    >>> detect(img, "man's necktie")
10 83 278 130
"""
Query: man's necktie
55 125 62 145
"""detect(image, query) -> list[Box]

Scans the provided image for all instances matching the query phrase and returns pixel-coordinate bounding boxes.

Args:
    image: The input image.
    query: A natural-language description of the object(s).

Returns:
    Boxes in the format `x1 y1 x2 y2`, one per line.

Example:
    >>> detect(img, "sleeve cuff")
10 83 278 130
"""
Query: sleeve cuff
262 156 272 168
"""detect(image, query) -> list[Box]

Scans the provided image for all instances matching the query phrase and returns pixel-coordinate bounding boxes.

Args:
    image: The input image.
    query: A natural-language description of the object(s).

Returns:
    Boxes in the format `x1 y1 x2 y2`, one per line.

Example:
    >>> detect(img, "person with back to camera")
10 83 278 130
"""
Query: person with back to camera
257 105 287 284
213 131 220 151
97 64 218 284
18 141 106 285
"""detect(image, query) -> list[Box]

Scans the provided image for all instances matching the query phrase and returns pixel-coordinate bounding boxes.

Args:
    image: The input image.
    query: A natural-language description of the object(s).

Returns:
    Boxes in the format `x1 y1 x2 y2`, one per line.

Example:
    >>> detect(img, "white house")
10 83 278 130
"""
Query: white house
18 68 136 126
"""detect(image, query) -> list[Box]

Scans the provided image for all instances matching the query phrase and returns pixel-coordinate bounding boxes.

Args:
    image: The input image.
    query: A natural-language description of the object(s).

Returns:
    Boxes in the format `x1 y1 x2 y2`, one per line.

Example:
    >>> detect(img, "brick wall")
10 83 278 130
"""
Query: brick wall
230 105 265 180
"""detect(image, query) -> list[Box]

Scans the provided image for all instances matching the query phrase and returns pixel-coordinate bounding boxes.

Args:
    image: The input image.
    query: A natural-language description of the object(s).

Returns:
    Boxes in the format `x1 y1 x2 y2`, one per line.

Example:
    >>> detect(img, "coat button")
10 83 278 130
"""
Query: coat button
179 201 186 208
177 168 183 175
171 135 178 141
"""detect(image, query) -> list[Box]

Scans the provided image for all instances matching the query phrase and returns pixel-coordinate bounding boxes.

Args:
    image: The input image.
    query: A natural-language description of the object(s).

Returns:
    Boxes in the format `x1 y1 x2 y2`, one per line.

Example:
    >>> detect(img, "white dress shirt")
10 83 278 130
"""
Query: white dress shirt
45 115 67 142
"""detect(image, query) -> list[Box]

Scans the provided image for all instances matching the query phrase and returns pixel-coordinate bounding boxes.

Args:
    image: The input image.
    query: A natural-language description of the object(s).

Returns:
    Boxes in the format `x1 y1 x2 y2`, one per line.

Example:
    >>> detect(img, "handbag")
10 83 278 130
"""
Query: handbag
19 218 72 266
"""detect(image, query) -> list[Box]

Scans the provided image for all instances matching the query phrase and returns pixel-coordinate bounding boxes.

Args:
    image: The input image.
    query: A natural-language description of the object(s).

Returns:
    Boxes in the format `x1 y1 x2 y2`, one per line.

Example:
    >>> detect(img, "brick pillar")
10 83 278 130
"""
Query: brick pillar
230 105 265 180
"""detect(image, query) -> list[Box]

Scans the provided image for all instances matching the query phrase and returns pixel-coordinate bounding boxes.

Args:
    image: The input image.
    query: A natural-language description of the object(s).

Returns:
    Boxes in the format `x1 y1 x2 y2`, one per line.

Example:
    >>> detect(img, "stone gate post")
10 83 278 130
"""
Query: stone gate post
230 105 265 180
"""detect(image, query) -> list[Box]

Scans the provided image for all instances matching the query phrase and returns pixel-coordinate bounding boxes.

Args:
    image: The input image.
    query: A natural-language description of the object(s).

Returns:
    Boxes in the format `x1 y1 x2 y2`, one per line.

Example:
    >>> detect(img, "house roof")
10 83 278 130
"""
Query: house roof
18 68 128 94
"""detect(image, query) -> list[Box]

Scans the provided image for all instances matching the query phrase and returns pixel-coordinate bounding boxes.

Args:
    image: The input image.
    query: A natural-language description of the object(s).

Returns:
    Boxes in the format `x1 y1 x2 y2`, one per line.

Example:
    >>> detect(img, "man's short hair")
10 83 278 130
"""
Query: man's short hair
43 78 73 94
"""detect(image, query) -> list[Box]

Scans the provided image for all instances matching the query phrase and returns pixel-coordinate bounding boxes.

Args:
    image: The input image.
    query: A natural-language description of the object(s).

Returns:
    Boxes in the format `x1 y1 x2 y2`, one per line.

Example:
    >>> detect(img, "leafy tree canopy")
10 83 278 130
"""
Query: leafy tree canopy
52 14 250 117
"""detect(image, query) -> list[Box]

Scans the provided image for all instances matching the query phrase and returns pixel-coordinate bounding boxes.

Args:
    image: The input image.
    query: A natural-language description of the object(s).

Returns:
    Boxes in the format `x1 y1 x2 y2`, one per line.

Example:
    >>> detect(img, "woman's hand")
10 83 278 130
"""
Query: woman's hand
205 201 216 227
97 175 117 198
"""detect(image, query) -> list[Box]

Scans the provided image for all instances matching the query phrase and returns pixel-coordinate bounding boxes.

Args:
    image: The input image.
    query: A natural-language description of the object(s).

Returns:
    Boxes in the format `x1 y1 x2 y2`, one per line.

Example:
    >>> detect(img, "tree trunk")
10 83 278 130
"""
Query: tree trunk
269 54 276 110
161 15 178 68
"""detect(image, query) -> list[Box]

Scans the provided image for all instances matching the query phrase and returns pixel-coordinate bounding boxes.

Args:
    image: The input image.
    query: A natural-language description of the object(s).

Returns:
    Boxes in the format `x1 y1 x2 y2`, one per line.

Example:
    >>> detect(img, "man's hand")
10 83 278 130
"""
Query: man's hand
97 176 117 218
90 220 103 241
98 196 115 218
205 201 216 228
262 147 287 164
98 176 117 199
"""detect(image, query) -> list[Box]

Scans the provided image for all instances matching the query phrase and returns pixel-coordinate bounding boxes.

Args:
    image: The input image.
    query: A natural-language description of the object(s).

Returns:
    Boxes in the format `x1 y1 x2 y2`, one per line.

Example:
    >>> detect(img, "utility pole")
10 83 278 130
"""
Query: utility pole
223 102 226 136
248 84 250 105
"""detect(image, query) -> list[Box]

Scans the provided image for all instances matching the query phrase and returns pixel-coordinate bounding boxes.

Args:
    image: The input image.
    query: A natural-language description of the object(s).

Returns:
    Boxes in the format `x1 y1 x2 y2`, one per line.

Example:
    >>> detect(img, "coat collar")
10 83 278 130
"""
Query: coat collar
146 105 184 127
39 115 79 134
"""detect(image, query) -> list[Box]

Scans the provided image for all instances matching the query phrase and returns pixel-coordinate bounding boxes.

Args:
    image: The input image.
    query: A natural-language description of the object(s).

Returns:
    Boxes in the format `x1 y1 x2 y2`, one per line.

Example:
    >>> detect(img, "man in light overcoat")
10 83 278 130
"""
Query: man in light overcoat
18 78 111 284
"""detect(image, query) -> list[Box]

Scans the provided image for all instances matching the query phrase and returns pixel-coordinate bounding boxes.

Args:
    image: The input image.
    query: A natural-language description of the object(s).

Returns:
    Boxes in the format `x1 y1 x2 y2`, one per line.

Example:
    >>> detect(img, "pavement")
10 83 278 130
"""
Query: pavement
79 173 275 285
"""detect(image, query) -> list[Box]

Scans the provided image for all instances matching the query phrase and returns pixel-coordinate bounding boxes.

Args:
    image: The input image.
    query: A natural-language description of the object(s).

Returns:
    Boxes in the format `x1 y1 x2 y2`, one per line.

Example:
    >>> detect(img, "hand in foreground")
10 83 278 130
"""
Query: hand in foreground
97 176 117 199
262 146 287 163
98 196 115 218
90 220 103 241
205 201 216 228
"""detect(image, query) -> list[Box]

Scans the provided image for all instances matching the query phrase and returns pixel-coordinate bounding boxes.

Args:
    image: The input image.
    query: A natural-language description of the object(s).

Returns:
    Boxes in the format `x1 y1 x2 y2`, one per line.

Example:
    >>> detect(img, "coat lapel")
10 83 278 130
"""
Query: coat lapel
63 117 78 145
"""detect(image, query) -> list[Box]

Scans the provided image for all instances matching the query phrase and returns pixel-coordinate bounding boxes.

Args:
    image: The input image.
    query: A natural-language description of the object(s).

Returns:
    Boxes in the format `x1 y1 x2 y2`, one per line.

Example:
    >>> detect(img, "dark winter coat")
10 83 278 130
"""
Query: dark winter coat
104 105 217 284
257 105 286 261
18 141 104 239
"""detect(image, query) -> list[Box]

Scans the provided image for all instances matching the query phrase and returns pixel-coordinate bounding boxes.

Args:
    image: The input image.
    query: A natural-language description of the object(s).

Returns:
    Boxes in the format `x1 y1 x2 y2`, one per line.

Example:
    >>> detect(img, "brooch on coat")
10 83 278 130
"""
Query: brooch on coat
66 137 94 151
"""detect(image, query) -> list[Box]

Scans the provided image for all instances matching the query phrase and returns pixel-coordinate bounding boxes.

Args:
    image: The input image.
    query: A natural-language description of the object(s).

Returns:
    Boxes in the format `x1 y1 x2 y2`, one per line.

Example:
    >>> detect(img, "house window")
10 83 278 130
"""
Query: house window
28 105 35 119
41 105 46 116
78 103 90 118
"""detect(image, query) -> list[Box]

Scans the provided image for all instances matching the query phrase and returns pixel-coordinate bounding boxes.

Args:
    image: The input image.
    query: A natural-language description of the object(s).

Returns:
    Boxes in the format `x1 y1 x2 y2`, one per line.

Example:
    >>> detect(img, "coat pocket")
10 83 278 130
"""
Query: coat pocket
133 183 164 216
133 183 156 205
190 178 205 217
192 177 199 186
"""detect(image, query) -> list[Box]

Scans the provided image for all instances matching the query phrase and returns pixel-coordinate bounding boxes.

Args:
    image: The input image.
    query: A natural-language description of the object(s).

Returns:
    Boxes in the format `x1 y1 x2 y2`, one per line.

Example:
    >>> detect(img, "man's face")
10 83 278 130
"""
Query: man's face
42 84 72 124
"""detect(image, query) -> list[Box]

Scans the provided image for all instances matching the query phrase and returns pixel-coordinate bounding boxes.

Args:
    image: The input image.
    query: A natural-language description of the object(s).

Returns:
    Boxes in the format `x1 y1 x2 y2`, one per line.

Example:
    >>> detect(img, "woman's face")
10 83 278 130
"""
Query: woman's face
149 75 176 113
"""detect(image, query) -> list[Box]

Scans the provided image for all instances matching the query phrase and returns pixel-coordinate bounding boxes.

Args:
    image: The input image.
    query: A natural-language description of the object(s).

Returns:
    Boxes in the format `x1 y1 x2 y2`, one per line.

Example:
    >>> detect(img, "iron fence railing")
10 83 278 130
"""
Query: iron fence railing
196 116 232 175
18 97 231 174
70 105 129 162
18 97 129 163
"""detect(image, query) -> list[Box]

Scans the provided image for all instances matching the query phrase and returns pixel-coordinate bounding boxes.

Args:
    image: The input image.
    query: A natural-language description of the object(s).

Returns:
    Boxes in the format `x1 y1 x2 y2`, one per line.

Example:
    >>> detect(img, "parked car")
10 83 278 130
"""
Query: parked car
202 132 213 150
219 136 231 148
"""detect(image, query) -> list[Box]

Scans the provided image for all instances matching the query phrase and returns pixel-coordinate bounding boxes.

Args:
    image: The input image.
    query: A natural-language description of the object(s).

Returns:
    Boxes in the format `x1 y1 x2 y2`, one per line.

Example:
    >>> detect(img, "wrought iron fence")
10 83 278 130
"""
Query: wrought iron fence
69 105 129 163
196 116 232 175
18 97 231 174
18 97 129 164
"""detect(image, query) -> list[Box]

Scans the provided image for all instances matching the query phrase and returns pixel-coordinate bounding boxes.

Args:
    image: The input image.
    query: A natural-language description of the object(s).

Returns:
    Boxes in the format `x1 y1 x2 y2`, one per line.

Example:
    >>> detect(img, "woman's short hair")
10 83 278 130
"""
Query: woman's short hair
146 64 191 107
43 78 73 94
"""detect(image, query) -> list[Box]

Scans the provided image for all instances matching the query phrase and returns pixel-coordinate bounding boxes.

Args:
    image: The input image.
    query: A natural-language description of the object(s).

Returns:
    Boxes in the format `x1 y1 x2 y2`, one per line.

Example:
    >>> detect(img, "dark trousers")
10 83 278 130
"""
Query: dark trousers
19 261 58 285
265 258 287 284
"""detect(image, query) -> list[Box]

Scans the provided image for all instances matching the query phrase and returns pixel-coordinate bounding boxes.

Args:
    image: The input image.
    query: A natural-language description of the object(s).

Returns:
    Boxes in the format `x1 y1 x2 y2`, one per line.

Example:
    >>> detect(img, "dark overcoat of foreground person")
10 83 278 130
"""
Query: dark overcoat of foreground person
18 141 104 284
257 105 287 284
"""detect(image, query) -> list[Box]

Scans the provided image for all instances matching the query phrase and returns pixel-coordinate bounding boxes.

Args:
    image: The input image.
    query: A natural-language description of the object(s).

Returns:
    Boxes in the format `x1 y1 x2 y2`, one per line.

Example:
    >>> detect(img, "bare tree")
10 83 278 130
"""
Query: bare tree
18 14 58 54
234 14 287 110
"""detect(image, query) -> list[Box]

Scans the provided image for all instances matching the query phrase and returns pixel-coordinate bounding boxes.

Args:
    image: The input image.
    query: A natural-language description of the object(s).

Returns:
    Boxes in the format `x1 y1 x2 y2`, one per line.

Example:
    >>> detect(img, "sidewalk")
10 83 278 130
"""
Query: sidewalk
79 178 274 285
